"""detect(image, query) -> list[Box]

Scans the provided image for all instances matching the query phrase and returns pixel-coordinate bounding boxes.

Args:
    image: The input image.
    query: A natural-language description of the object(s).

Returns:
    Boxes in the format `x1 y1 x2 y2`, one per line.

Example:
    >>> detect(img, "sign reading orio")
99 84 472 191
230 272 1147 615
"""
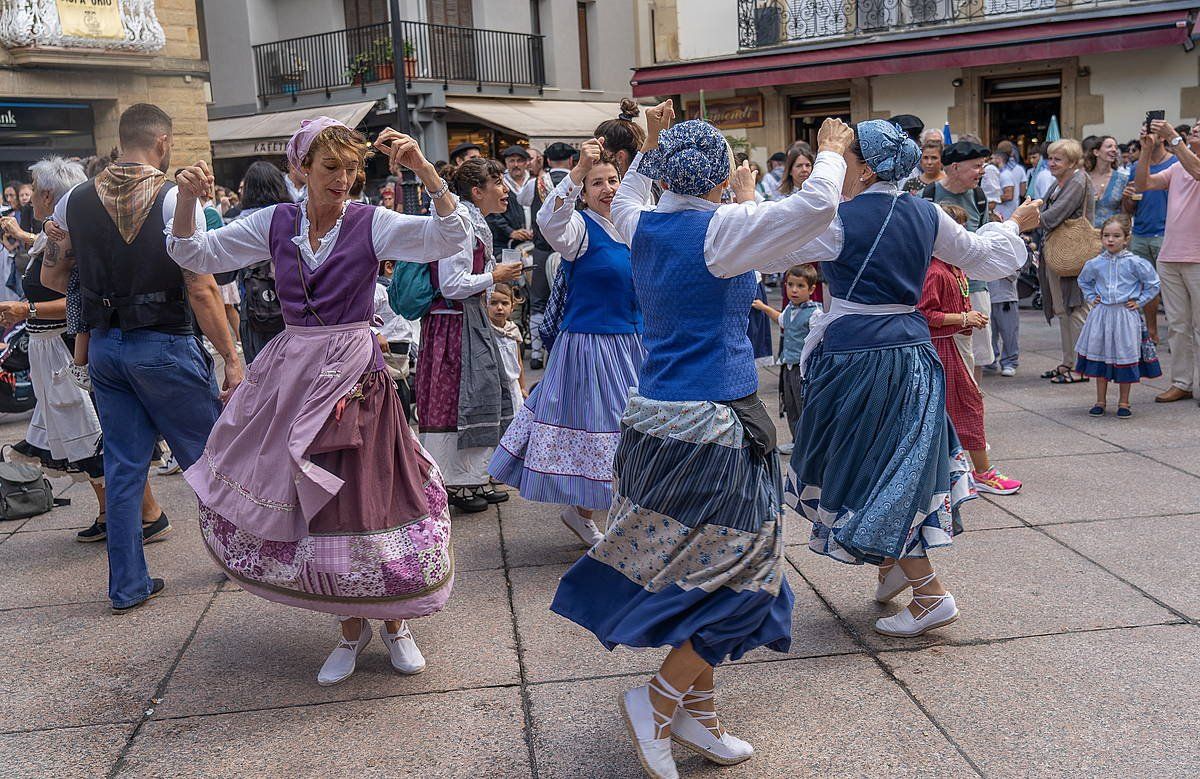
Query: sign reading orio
684 95 765 130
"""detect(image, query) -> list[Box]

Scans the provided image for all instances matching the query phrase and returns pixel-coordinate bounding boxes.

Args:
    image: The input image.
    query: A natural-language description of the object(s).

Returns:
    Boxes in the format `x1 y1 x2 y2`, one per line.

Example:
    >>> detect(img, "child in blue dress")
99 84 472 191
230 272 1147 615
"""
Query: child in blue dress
752 263 821 454
1075 214 1161 418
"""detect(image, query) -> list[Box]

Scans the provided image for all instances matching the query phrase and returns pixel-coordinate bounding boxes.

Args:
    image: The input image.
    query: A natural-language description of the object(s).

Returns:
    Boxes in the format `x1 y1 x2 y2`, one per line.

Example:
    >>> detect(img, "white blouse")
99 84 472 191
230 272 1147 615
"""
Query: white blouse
611 150 847 279
535 173 624 259
165 200 469 274
796 182 1027 281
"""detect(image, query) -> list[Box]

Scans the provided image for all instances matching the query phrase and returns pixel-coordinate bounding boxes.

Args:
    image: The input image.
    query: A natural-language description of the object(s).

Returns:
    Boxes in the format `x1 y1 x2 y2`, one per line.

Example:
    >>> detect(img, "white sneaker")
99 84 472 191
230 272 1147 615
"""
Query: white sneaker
670 689 754 766
561 506 603 547
317 620 372 686
620 678 682 779
156 455 181 476
1000 366 1016 377
875 591 959 637
874 564 909 603
381 620 426 675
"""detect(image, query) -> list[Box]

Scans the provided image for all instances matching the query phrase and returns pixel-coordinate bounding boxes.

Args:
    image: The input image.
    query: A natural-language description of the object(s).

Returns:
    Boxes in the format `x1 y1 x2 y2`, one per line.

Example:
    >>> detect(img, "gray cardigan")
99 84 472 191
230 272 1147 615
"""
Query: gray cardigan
1038 170 1093 320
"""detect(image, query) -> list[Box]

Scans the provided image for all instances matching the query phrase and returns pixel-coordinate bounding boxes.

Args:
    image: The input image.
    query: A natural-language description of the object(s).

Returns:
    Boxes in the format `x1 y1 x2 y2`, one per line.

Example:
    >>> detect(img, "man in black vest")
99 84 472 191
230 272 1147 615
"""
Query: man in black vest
43 104 240 613
527 142 575 369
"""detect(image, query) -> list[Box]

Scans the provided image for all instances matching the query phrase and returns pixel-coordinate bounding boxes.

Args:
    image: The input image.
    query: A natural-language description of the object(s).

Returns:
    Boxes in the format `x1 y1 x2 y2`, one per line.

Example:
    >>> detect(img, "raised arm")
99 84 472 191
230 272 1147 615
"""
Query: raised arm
371 203 469 263
934 198 1040 282
537 138 604 257
167 195 275 273
1150 121 1200 180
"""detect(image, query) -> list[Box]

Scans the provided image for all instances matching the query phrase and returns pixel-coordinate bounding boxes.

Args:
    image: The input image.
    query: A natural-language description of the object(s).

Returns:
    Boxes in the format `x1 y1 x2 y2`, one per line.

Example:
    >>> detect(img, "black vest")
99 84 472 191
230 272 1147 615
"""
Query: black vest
68 179 191 333
531 169 571 253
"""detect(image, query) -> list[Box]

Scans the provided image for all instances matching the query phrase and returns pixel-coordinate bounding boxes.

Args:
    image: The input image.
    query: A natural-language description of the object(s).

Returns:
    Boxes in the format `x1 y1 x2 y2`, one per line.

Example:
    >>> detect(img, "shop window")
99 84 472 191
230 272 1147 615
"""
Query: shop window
984 74 1062 152
789 93 851 147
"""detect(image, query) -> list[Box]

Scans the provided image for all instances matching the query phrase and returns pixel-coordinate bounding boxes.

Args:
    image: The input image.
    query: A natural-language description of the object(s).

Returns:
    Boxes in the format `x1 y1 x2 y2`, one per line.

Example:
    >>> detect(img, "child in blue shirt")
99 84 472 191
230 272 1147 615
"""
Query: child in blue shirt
753 263 821 453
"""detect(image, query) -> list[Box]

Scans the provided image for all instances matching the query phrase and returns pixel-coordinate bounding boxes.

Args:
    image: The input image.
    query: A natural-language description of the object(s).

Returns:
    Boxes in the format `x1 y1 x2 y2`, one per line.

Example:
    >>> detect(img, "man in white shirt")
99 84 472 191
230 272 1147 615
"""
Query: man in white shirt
285 163 307 202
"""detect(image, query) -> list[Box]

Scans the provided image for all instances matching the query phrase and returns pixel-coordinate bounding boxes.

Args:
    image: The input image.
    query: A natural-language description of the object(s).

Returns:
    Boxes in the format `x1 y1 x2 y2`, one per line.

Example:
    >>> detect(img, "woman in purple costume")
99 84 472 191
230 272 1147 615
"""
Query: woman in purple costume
167 119 469 686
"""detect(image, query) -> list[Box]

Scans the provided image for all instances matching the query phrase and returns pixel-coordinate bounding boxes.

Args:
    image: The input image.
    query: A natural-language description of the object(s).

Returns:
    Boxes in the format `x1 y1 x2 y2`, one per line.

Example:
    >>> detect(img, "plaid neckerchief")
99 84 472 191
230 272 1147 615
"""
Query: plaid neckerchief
93 163 167 244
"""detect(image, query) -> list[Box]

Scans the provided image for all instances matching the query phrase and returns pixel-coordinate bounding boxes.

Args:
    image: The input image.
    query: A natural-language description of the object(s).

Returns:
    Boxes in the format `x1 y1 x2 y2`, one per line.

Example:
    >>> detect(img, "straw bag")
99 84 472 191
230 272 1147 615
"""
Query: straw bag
1042 175 1099 278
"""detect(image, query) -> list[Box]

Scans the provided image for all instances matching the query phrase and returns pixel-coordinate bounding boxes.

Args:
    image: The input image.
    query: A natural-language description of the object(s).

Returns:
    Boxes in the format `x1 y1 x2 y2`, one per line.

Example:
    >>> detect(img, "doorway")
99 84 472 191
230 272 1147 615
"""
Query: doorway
789 93 851 149
984 74 1061 162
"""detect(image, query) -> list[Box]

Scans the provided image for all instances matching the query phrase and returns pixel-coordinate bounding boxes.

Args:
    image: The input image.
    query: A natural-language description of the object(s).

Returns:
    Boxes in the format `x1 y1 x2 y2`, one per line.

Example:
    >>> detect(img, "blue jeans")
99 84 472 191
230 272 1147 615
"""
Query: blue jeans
89 328 221 608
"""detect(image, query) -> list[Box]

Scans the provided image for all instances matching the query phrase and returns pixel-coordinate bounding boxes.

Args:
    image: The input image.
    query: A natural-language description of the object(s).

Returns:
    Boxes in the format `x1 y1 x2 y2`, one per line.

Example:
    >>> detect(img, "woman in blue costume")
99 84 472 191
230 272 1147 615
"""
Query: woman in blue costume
785 120 1040 638
550 101 854 779
490 137 645 545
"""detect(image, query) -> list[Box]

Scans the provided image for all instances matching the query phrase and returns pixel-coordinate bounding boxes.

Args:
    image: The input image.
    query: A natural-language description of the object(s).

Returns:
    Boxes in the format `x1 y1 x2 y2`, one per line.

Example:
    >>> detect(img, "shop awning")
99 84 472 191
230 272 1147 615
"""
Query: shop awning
631 5 1197 96
209 100 377 159
445 97 645 147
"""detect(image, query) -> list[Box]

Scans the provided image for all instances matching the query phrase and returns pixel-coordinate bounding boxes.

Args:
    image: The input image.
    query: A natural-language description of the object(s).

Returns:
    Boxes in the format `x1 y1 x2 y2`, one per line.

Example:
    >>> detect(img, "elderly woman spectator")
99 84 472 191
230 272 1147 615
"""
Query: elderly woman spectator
1038 138 1094 384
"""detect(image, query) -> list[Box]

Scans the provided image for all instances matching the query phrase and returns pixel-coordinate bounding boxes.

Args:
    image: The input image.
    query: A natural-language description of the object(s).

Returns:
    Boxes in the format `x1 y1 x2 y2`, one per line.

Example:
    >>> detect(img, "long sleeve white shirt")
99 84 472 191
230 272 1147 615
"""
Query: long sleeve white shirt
795 182 1027 282
164 199 469 274
534 173 625 259
610 150 847 278
52 182 206 237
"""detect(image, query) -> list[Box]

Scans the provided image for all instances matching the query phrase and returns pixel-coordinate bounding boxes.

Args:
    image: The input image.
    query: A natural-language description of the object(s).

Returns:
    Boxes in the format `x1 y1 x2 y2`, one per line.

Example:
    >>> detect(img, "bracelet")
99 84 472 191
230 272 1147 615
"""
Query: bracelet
428 179 451 201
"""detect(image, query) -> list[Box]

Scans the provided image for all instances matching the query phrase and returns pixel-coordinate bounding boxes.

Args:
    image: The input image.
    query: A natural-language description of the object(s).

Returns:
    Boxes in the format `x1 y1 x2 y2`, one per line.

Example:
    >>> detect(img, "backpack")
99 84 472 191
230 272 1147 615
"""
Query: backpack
0 460 53 520
388 261 438 320
241 261 284 335
921 183 991 226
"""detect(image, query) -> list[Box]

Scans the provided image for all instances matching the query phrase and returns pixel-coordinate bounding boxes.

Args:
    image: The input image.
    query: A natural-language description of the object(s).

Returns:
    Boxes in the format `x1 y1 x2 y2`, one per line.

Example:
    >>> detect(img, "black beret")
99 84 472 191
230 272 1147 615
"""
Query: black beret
890 114 924 142
543 142 577 162
500 145 530 159
941 140 991 165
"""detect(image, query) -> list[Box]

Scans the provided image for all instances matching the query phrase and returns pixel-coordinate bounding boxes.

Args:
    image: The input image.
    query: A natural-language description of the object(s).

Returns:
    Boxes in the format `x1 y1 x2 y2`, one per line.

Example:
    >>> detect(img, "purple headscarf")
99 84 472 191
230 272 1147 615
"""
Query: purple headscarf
285 116 348 172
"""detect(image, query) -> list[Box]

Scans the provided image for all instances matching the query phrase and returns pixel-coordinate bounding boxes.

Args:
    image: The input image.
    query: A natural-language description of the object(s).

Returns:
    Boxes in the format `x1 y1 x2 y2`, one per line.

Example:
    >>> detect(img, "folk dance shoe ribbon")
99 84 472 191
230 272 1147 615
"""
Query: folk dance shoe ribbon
381 620 426 675
561 506 604 547
874 563 910 604
670 687 754 766
317 619 373 686
874 571 959 637
621 674 685 779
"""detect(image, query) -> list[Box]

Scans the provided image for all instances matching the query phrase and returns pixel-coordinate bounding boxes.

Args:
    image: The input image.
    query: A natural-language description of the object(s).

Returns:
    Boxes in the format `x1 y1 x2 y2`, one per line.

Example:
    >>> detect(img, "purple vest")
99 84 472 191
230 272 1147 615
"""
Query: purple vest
268 202 378 326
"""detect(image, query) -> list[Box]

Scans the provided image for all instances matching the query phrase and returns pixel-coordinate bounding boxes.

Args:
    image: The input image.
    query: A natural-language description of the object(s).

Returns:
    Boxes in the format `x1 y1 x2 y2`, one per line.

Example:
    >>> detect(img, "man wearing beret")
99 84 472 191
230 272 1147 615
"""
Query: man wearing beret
486 146 535 257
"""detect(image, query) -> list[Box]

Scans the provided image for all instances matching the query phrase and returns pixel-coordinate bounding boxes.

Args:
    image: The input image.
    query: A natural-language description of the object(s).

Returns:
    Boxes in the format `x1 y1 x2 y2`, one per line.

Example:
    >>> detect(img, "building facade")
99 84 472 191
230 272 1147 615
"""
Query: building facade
202 0 640 187
0 0 210 188
634 0 1199 162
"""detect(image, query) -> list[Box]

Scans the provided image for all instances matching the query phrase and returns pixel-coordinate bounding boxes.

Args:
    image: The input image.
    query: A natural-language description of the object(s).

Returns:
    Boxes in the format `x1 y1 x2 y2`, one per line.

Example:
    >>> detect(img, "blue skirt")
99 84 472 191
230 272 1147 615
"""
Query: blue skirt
786 343 974 565
550 396 794 667
489 331 644 510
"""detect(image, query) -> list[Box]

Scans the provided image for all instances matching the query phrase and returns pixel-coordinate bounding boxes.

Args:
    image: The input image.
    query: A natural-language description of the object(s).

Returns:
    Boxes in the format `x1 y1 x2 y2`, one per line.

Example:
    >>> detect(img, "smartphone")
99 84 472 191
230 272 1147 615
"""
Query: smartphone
1145 109 1165 132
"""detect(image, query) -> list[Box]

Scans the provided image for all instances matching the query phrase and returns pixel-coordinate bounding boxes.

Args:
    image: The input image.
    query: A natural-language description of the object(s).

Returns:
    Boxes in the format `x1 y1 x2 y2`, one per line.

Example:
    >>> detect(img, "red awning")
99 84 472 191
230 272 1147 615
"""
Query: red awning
632 9 1195 96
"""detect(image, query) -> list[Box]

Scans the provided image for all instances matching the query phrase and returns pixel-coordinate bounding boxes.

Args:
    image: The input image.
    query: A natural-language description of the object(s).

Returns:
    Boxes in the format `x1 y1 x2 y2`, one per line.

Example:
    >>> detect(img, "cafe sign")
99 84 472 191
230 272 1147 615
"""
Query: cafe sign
684 95 765 130
55 0 124 40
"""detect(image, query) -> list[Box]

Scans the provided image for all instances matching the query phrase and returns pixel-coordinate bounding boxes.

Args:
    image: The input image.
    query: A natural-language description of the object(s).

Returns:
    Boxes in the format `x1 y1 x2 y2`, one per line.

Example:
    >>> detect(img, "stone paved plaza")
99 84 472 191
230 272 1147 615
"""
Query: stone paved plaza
2 309 1199 778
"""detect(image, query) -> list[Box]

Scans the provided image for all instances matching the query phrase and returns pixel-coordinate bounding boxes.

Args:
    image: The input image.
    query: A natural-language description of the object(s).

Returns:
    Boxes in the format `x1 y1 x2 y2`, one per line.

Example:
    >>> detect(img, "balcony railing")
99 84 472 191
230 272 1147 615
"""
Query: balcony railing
253 20 545 102
738 0 1128 47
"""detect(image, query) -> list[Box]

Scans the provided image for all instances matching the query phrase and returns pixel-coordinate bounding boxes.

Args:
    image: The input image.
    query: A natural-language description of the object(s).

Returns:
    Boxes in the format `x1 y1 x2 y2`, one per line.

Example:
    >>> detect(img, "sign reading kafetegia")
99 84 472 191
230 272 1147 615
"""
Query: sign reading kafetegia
56 0 125 40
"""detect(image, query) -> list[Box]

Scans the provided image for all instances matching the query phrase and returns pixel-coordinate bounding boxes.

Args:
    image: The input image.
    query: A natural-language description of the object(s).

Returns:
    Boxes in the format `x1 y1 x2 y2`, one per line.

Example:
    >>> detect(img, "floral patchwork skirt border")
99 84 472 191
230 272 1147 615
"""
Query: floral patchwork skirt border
550 395 794 668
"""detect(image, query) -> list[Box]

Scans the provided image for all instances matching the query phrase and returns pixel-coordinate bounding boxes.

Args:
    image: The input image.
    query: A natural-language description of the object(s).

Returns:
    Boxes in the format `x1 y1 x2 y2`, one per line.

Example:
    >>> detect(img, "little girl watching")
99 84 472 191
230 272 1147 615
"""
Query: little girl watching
487 283 526 413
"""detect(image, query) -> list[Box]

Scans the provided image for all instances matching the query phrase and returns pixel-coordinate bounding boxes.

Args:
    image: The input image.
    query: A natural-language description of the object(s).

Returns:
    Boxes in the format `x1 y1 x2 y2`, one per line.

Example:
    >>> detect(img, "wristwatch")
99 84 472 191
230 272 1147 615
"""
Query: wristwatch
1169 136 1184 148
26 301 36 319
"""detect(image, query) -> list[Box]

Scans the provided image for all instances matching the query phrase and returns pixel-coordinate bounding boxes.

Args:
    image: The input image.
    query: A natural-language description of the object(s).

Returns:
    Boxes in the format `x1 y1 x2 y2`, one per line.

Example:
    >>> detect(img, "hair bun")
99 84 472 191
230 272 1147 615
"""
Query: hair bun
618 98 640 122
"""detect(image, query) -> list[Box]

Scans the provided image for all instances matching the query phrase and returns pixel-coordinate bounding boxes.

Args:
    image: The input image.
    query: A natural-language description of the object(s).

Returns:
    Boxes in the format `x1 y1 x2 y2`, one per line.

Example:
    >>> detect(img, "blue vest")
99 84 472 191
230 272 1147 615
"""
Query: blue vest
560 212 642 335
822 193 940 353
631 209 758 402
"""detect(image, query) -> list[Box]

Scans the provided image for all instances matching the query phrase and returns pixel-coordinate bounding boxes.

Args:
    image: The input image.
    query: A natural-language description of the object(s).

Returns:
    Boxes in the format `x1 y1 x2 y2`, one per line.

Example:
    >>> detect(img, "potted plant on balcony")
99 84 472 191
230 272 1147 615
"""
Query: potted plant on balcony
345 52 371 86
280 50 306 95
402 40 417 80
371 37 394 81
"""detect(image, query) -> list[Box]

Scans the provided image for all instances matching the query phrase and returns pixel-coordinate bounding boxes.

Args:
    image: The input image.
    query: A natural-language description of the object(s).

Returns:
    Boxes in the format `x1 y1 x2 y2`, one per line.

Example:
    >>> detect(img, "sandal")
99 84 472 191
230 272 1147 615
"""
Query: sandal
1041 365 1070 379
1050 371 1089 384
1088 404 1105 416
1117 404 1132 419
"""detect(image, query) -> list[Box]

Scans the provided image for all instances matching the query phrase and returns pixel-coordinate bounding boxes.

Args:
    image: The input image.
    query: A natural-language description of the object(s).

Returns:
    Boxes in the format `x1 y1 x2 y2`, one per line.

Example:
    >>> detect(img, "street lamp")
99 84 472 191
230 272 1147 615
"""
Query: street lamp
389 0 418 215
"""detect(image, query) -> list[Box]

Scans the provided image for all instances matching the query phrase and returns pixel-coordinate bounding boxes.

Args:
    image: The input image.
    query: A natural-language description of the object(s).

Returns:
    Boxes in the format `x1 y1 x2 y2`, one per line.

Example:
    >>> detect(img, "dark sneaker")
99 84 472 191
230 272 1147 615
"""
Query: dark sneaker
530 357 544 370
448 489 488 513
480 486 509 504
111 578 165 614
141 514 172 544
76 518 107 542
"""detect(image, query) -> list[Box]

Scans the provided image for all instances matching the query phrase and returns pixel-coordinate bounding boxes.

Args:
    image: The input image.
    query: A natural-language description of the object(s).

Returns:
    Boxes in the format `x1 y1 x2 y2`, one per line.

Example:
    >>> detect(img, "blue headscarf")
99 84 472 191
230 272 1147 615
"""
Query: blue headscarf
640 120 731 197
857 119 920 183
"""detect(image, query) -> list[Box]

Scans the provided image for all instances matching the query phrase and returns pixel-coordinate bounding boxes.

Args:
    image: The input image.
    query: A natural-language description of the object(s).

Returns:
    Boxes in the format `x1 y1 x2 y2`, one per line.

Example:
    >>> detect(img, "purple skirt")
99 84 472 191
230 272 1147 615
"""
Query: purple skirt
490 331 644 510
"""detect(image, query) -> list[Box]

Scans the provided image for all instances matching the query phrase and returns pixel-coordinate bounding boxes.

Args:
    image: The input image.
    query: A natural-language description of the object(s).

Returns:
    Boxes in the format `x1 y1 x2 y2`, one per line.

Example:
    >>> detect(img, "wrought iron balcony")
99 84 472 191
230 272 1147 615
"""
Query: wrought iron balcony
738 0 1127 47
253 20 546 102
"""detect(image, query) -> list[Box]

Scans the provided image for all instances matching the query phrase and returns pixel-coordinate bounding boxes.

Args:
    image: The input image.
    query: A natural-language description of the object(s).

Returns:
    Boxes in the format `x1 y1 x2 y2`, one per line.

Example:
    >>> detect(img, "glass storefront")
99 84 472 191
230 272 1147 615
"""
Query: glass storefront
0 100 95 190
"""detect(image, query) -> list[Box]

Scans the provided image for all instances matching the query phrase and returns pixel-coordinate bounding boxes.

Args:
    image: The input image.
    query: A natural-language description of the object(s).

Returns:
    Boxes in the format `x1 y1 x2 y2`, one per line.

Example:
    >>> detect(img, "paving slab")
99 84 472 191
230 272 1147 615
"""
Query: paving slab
0 507 225 609
961 496 1026 532
510 563 859 684
1067 400 1200 450
450 508 503 571
881 624 1200 778
976 393 1024 413
1140 444 1200 477
982 410 1118 461
990 451 1200 525
0 595 212 731
0 723 131 778
121 687 530 778
1045 514 1200 620
155 569 519 717
499 494 597 568
528 656 977 778
788 526 1176 651
983 372 1167 413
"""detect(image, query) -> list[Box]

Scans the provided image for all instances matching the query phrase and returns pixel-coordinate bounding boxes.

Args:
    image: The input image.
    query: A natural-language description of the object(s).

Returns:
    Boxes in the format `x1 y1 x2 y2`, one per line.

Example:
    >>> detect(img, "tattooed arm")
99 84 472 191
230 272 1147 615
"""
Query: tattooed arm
39 225 75 294
182 268 243 402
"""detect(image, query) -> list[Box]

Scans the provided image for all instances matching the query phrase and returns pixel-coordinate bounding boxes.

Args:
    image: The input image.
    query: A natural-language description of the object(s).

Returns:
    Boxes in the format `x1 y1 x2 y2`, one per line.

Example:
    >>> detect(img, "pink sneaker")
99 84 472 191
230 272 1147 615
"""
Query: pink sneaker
972 467 1021 495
